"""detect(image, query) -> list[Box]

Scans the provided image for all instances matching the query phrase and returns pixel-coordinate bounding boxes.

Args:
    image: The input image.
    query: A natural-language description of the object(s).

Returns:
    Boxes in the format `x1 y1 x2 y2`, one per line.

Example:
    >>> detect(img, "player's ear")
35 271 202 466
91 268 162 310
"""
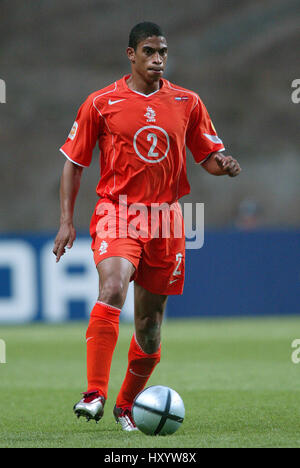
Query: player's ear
126 47 136 64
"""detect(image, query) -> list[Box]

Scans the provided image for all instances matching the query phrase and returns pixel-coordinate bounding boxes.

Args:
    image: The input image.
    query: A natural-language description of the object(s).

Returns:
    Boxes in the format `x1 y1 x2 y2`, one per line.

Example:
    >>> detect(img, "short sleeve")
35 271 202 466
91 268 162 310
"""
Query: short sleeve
186 98 225 164
59 94 102 168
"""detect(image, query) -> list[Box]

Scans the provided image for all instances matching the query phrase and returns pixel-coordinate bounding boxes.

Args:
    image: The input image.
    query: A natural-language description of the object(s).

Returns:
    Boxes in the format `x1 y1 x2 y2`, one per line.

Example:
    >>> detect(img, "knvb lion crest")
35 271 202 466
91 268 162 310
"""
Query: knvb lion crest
99 240 108 255
144 106 156 122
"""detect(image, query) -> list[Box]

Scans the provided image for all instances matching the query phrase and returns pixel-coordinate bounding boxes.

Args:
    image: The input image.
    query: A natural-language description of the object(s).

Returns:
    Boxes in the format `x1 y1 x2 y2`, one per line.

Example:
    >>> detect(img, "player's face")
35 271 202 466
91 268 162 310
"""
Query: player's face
128 36 168 82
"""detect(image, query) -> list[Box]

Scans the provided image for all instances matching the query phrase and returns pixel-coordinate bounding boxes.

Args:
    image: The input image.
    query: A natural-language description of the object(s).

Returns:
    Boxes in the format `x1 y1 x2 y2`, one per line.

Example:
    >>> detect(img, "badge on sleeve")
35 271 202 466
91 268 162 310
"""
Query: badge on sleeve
68 121 78 140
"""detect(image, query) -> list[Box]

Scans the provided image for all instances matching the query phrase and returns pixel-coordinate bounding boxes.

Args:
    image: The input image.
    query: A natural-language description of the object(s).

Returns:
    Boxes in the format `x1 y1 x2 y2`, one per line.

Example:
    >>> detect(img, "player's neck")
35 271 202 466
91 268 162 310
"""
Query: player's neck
126 74 161 96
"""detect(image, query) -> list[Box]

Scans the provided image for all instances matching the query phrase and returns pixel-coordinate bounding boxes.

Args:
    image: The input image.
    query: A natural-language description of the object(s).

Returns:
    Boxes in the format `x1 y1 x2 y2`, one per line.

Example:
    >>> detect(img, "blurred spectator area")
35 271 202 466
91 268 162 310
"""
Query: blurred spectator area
0 0 299 231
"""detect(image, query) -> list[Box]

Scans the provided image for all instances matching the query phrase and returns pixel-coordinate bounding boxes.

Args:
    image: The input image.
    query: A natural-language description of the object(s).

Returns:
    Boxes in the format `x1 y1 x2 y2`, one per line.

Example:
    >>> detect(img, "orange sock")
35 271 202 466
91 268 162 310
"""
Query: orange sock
86 301 121 399
116 334 161 409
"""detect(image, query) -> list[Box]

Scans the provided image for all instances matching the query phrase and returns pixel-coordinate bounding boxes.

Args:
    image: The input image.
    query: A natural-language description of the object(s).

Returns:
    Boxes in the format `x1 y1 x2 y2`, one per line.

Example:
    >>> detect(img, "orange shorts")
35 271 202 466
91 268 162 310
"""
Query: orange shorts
90 197 185 295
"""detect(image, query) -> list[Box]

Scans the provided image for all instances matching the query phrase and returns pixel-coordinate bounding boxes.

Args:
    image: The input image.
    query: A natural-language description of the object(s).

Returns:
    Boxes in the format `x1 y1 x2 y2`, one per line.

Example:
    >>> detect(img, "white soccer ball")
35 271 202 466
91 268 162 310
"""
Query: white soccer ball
132 385 185 435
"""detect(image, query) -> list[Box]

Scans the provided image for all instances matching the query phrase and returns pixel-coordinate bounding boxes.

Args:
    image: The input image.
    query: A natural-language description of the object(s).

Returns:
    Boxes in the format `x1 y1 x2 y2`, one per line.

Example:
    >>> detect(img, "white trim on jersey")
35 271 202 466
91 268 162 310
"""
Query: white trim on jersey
59 148 88 168
127 88 161 98
92 82 118 196
165 81 200 200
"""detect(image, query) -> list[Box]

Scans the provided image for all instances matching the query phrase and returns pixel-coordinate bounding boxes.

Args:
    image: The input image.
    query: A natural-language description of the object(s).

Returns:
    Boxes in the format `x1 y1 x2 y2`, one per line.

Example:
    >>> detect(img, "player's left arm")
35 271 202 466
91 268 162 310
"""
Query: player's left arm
186 96 241 178
202 152 241 177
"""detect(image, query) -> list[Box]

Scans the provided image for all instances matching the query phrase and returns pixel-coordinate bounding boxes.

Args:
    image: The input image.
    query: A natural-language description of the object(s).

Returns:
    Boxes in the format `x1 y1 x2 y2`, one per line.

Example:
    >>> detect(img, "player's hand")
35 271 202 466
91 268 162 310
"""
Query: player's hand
215 154 241 177
53 222 76 263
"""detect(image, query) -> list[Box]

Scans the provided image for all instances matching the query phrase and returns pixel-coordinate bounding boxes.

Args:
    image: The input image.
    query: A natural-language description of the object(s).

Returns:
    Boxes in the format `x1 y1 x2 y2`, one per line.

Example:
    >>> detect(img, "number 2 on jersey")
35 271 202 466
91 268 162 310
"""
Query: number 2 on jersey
147 133 158 157
173 253 183 277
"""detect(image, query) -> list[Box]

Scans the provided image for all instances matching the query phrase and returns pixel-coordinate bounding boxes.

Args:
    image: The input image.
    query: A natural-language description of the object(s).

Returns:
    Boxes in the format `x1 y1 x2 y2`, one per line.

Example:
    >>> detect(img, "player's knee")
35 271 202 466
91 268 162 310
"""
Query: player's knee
98 277 127 309
143 316 161 334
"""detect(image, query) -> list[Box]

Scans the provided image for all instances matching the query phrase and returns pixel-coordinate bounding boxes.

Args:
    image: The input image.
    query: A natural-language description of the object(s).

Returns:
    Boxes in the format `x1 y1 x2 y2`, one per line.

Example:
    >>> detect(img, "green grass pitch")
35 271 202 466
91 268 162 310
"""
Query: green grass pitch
0 317 300 448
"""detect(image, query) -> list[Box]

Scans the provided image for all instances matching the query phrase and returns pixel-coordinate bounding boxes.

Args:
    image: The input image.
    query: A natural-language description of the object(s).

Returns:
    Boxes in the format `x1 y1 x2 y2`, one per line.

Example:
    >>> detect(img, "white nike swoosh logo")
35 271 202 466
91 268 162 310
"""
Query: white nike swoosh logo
169 279 179 285
129 368 151 377
108 98 126 105
86 337 94 343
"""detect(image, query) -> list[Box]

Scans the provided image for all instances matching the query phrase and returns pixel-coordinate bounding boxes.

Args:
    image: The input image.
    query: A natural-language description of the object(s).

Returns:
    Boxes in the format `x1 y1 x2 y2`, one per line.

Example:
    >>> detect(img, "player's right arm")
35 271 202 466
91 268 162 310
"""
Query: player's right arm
53 93 102 262
53 160 83 262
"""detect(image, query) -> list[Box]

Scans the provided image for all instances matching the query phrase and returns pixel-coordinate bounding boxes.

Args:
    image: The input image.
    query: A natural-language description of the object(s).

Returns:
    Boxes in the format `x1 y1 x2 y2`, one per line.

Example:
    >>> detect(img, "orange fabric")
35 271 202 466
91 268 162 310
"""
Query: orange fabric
116 334 161 408
90 197 185 295
86 302 121 399
60 75 224 205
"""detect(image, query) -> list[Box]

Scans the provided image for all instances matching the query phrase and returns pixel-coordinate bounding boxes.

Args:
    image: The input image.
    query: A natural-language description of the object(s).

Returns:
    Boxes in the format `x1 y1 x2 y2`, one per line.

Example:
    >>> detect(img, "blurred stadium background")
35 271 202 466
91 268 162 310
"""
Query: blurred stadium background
0 0 300 323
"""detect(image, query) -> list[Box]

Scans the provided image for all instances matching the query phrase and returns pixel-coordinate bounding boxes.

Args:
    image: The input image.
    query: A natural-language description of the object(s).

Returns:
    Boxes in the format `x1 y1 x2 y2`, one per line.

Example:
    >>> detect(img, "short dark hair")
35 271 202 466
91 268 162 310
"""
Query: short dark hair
128 22 164 50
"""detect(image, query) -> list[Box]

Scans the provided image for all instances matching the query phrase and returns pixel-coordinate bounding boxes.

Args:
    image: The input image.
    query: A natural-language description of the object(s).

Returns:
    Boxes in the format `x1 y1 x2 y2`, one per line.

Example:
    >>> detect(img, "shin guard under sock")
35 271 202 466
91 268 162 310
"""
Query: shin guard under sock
116 334 161 408
86 301 121 399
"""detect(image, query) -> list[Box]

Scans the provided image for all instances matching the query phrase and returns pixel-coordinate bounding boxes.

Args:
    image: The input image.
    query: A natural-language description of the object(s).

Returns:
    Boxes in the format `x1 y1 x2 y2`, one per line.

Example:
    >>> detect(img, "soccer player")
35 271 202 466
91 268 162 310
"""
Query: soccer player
53 22 241 431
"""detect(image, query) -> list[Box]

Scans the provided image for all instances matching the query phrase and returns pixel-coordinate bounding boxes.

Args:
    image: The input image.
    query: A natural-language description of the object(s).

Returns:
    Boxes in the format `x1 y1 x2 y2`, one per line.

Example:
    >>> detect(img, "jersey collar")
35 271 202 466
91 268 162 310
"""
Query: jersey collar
122 74 164 98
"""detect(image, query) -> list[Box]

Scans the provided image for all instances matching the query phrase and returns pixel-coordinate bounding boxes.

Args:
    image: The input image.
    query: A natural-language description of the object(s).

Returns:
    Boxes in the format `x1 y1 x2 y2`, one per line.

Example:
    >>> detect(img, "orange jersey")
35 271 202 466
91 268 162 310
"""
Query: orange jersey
60 75 225 205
